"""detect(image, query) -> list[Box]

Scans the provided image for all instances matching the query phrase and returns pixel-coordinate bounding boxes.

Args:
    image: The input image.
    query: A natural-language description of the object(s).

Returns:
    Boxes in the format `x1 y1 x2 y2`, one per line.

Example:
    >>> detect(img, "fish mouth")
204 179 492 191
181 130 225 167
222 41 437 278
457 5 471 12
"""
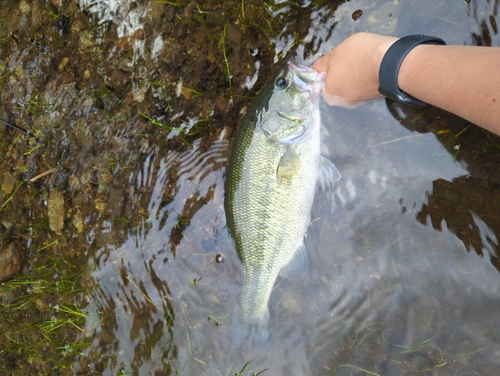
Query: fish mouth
277 111 304 121
287 60 325 99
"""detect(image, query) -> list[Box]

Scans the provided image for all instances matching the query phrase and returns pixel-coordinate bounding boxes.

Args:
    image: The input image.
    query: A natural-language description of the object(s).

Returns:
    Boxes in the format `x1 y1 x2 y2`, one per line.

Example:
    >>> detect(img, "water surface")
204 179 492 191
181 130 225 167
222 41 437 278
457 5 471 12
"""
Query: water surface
1 0 500 375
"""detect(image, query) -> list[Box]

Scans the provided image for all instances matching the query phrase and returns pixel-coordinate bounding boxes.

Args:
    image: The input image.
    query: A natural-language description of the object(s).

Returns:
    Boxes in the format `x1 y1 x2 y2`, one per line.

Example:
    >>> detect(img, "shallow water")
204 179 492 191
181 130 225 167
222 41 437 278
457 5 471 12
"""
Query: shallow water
1 0 500 375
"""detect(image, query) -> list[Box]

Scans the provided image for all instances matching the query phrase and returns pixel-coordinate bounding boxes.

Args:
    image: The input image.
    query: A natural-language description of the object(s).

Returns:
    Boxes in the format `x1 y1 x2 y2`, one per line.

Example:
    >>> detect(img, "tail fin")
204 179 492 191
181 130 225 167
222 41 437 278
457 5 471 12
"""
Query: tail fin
228 306 270 348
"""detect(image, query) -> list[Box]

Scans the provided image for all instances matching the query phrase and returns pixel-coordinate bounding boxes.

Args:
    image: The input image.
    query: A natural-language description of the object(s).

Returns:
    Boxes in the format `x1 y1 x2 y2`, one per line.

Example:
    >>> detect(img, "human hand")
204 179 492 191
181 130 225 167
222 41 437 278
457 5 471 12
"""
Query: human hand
312 32 398 108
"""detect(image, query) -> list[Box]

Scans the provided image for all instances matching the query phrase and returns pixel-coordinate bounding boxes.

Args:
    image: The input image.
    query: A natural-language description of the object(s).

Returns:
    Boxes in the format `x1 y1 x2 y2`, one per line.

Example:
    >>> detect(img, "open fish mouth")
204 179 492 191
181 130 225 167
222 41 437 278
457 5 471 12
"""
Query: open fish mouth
287 60 326 99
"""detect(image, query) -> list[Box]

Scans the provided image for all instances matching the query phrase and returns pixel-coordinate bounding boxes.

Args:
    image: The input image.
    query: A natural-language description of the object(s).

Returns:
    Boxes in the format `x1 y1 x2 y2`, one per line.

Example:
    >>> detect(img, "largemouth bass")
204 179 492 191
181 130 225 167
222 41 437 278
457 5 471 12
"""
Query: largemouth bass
225 60 340 346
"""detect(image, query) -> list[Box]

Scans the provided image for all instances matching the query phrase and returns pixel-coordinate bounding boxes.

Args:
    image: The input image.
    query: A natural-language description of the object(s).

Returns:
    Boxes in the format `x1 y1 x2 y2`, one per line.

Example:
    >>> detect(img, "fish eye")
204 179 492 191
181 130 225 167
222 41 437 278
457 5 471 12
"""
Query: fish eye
275 77 287 89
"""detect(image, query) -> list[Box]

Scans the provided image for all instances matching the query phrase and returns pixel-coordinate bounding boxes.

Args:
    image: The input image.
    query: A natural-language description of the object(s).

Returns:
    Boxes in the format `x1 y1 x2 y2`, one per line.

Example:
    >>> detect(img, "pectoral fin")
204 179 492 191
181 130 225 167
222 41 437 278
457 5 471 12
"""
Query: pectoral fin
279 241 309 281
317 156 341 191
276 146 301 185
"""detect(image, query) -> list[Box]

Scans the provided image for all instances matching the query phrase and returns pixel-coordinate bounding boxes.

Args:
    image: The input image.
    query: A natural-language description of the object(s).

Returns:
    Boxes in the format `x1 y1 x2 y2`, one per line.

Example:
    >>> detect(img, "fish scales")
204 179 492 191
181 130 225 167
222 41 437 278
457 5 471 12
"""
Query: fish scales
225 60 336 346
228 125 319 305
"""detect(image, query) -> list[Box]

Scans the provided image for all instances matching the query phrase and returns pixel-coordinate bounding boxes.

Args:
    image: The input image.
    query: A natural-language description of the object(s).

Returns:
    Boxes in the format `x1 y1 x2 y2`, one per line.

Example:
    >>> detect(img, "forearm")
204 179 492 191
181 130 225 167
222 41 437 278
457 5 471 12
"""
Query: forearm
398 44 500 134
314 33 500 135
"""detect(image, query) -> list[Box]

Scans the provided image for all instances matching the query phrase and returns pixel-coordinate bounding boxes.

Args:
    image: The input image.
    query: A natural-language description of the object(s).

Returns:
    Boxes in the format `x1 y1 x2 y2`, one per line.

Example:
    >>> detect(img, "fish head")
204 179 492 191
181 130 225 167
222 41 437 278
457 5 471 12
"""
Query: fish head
286 60 325 100
258 59 326 143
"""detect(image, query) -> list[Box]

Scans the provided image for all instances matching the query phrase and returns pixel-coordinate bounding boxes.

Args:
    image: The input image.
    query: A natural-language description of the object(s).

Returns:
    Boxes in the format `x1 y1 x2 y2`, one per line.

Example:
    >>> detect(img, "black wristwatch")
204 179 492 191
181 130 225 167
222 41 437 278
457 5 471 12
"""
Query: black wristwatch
378 35 446 108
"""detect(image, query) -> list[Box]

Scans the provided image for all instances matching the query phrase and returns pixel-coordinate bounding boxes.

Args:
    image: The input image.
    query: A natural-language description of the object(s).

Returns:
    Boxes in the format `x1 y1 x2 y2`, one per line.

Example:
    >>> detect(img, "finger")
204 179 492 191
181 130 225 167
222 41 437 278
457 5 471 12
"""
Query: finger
321 86 382 109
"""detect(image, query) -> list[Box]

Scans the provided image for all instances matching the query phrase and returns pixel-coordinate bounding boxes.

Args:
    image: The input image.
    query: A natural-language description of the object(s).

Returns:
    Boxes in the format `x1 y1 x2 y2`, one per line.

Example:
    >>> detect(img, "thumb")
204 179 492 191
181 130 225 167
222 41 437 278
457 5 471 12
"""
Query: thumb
312 53 329 74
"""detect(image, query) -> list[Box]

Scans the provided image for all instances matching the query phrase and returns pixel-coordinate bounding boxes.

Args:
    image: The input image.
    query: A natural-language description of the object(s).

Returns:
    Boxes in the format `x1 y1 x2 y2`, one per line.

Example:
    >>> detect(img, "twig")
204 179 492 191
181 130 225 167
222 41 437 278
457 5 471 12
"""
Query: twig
366 133 425 148
0 117 29 135
30 168 56 182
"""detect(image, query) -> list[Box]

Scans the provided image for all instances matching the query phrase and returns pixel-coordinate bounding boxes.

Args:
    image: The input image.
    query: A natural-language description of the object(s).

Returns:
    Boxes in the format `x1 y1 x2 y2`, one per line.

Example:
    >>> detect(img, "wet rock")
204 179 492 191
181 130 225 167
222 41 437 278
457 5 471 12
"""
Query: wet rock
97 169 112 194
424 343 445 368
72 209 84 233
282 293 302 314
6 13 20 35
116 29 144 51
59 71 74 84
207 47 216 63
442 187 461 203
73 189 90 208
133 86 148 102
351 9 363 21
68 175 80 191
14 65 25 77
19 0 31 14
364 1 400 35
79 30 95 49
18 14 29 29
149 0 165 23
109 69 129 91
35 298 45 312
48 189 65 232
70 18 84 34
2 172 16 194
117 56 133 72
14 85 25 102
83 69 90 80
206 9 225 26
8 75 17 86
0 242 23 281
94 197 106 212
31 1 41 29
75 118 93 151
58 57 70 71
105 187 124 217
225 23 242 45
162 37 184 67
34 113 58 132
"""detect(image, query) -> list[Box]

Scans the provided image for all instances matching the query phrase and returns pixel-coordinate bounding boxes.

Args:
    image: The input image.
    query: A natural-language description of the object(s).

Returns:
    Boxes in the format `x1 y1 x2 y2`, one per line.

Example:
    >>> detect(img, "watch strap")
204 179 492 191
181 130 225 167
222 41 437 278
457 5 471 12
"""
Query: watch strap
378 35 446 108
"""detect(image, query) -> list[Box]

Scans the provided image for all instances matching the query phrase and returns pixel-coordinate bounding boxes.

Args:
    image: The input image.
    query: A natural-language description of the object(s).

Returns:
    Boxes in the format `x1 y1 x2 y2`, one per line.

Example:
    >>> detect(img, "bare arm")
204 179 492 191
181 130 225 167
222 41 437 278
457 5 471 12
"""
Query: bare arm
312 32 500 135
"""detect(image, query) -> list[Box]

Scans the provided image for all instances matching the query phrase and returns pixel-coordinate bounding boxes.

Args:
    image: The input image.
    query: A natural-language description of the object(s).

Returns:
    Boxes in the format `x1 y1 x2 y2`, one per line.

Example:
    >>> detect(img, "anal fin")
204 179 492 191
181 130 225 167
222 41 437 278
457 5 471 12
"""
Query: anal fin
279 241 309 281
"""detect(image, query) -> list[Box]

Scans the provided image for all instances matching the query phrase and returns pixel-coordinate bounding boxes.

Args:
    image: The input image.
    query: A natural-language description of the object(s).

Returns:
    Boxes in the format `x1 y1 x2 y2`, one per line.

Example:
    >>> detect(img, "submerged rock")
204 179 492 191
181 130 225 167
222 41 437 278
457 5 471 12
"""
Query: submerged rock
364 0 400 35
48 189 65 232
0 242 23 281
2 172 16 194
282 293 302 315
75 118 94 151
72 209 84 233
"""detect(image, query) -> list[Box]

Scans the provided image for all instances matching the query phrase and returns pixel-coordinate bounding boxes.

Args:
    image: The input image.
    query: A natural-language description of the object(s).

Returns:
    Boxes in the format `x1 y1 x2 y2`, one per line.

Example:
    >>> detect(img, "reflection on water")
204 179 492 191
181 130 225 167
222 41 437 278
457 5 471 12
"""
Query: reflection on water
310 99 500 375
75 138 232 374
